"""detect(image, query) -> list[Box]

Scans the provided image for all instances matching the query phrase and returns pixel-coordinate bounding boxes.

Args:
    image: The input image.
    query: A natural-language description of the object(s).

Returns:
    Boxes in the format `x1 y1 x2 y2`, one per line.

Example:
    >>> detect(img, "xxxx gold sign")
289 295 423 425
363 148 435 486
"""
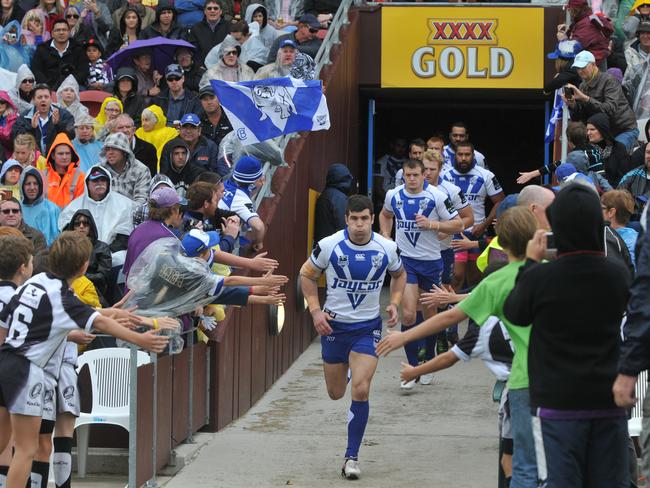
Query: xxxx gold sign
381 7 544 89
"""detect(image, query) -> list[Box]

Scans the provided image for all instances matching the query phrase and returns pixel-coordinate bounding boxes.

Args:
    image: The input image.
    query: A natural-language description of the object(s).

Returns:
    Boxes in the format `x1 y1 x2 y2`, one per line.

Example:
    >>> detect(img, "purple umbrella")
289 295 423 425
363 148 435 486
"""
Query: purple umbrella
106 37 195 74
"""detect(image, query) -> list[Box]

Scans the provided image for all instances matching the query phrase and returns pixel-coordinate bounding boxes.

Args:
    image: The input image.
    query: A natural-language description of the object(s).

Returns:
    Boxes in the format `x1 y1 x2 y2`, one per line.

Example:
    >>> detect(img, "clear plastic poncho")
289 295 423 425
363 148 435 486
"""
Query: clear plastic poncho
125 237 223 317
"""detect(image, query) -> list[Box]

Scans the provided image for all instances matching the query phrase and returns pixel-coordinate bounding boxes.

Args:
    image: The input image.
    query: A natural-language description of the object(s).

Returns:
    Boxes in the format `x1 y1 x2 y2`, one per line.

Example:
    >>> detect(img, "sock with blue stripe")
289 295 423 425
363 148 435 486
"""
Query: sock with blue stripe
345 400 369 460
401 324 421 367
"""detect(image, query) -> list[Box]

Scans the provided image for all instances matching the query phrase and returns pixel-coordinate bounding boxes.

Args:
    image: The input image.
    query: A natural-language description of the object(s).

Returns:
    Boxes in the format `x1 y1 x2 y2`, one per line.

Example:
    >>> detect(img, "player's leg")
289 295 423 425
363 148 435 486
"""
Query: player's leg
53 364 79 488
0 407 11 488
321 328 352 401
400 283 424 390
322 362 349 401
452 251 468 291
418 258 443 386
31 421 53 488
6 413 41 488
465 252 482 287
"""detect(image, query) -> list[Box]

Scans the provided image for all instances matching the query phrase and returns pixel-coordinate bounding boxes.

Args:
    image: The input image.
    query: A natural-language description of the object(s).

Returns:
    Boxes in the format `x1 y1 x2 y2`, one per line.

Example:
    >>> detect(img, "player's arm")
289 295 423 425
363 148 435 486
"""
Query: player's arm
376 306 468 356
299 259 332 336
385 267 406 327
378 208 394 239
92 314 169 353
247 216 266 250
400 350 460 382
474 191 504 236
458 205 474 231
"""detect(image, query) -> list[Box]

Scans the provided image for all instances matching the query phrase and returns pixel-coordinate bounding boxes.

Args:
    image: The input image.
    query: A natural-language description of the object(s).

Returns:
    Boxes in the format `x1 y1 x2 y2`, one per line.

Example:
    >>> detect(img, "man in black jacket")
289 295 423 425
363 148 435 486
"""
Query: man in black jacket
30 19 88 90
266 14 323 64
314 163 352 243
504 183 631 488
186 0 229 66
154 64 201 126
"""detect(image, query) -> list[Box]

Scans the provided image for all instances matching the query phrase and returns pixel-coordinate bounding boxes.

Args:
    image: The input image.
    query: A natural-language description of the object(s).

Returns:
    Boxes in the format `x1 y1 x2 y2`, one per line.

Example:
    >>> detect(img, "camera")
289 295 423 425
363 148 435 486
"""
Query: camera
6 32 16 42
563 86 574 99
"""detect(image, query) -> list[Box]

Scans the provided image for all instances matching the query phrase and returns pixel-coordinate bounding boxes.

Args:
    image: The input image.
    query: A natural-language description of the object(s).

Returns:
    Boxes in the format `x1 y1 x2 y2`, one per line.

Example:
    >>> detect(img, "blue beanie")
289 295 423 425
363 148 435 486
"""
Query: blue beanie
233 156 263 184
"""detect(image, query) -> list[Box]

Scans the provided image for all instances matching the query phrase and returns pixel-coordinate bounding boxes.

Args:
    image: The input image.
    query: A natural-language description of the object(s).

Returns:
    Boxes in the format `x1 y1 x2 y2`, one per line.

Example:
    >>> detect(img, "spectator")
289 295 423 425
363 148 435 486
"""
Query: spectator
0 159 22 198
99 132 150 204
94 96 123 142
244 3 278 51
132 49 161 98
160 113 223 175
72 113 103 173
161 139 205 198
304 0 339 26
140 0 183 40
36 0 63 35
255 39 298 79
197 84 233 149
19 166 60 246
64 5 92 46
565 50 639 151
42 132 85 208
630 119 650 168
544 39 583 93
62 209 112 300
123 186 186 278
175 47 205 93
132 173 173 227
0 196 46 252
0 20 30 72
607 35 628 74
112 113 158 177
55 74 89 123
618 144 650 219
112 0 154 31
8 64 36 114
442 122 487 171
557 0 613 68
0 0 25 28
0 90 17 154
204 37 255 81
622 21 650 119
106 7 141 56
622 0 650 43
70 0 112 52
30 19 88 89
374 136 407 209
20 9 50 56
185 0 229 65
504 184 631 488
183 179 223 230
59 164 134 253
219 22 267 72
218 155 266 250
85 38 112 92
266 14 321 63
314 163 352 243
154 64 202 126
12 132 47 170
134 105 178 169
12 83 75 155
625 20 650 71
266 0 304 26
602 189 638 265
586 112 632 186
112 67 147 126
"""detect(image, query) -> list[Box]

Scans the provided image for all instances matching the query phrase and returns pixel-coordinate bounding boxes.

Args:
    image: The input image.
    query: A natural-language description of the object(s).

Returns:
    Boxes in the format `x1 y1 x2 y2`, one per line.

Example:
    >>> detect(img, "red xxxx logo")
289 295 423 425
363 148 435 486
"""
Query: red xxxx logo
427 19 498 45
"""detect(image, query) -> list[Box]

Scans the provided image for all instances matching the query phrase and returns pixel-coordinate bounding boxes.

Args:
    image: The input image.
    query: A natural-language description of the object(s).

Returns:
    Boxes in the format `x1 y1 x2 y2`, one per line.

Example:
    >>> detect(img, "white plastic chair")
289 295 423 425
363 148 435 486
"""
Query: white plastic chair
628 370 648 437
74 348 151 477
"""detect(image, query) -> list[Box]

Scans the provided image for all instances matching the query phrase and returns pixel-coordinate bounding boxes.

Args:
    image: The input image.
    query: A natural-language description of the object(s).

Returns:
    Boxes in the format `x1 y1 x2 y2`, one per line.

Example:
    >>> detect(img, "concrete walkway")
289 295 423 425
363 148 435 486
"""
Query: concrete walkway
164 329 500 488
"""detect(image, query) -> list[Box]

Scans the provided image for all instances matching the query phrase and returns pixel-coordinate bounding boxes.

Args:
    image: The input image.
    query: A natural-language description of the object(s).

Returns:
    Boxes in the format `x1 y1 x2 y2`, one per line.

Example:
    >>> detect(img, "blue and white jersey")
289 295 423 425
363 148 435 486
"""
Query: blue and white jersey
442 165 502 226
310 230 401 326
442 144 487 171
436 178 470 250
383 183 458 260
218 180 258 224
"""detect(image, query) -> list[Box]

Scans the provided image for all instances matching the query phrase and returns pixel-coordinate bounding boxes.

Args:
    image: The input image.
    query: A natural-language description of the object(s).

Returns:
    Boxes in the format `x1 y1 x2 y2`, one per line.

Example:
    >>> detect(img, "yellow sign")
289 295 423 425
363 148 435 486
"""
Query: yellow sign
381 7 544 89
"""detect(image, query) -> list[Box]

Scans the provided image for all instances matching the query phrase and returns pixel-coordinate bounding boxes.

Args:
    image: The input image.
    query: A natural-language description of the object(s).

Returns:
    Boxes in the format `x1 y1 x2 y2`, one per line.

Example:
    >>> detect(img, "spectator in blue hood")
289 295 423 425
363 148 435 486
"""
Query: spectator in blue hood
314 163 353 243
19 166 60 245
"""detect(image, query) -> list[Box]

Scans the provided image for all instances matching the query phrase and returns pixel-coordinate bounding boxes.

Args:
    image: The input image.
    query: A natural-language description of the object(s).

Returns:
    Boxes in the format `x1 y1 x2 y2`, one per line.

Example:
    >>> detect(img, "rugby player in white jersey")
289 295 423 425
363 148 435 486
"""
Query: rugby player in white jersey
379 159 463 389
299 195 405 480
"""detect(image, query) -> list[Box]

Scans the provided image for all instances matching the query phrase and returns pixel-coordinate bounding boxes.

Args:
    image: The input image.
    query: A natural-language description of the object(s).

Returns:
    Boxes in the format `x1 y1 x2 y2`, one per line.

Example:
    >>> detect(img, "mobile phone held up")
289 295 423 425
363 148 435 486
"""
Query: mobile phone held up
545 232 556 252
563 86 574 100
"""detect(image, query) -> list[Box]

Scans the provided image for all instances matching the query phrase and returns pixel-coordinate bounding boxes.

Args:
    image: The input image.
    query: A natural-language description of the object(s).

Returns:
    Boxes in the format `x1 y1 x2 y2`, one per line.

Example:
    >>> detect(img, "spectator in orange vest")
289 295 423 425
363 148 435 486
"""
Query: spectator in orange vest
42 132 85 208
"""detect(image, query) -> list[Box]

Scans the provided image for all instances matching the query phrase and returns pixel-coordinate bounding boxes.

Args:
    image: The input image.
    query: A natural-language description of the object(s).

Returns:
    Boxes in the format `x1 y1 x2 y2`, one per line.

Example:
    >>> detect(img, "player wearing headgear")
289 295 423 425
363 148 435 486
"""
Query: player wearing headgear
299 195 406 480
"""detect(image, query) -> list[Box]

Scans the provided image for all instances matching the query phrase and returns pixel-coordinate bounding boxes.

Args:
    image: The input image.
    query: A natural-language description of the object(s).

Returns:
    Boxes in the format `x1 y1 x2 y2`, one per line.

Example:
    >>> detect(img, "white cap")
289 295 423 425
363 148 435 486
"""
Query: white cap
572 50 596 68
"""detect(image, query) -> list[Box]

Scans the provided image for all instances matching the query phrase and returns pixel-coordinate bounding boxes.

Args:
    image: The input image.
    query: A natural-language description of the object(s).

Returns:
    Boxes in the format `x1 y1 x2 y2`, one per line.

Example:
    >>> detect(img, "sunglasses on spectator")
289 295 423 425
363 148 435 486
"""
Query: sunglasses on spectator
66 13 79 18
74 219 91 227
205 5 220 10
309 28 319 33
1 208 20 214
0 100 7 105
224 50 237 56
21 78 35 84
167 76 182 82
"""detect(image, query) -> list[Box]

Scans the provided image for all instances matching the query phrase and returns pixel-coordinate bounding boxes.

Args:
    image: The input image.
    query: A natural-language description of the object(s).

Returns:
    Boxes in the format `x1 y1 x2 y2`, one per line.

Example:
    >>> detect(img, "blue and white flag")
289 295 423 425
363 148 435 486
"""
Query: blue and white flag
545 89 563 143
210 77 330 145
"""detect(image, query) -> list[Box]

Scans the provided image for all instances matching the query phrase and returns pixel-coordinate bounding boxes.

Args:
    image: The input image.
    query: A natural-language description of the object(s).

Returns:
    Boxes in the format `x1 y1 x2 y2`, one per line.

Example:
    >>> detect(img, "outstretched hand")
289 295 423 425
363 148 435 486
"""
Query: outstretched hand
375 329 405 357
385 303 399 327
251 252 278 272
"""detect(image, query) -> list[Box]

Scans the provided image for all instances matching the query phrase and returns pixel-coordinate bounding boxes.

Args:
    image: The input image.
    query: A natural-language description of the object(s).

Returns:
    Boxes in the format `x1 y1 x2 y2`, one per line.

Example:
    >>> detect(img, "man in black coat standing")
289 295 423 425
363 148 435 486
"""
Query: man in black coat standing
186 0 229 66
314 163 353 243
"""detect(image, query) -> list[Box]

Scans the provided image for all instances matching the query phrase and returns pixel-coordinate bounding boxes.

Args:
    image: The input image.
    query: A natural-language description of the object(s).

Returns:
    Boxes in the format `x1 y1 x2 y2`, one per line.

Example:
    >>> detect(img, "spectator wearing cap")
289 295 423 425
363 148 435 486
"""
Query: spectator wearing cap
140 0 184 40
618 143 650 219
59 164 134 254
73 113 103 173
19 166 60 245
123 186 186 278
266 13 322 63
112 67 147 126
255 39 299 79
160 113 225 176
544 39 583 93
624 20 650 72
557 0 613 68
564 50 639 152
185 0 230 65
85 38 112 91
204 36 255 82
175 47 206 93
154 64 202 127
112 113 158 177
99 132 150 204
197 84 233 149
161 139 205 198
218 155 266 250
0 197 46 253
